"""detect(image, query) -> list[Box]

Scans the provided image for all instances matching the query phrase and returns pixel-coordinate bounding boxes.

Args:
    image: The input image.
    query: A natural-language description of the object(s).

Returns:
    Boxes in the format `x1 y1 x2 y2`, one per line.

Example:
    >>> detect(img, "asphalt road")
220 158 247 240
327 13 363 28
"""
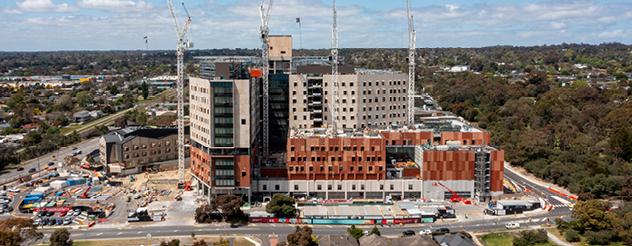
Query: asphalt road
0 137 100 186
33 206 570 243
503 164 574 207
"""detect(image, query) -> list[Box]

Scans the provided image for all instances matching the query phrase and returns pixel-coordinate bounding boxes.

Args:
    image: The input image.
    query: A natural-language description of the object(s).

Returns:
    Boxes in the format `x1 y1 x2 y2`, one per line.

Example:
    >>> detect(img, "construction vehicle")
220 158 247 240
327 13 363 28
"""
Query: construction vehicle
432 181 472 204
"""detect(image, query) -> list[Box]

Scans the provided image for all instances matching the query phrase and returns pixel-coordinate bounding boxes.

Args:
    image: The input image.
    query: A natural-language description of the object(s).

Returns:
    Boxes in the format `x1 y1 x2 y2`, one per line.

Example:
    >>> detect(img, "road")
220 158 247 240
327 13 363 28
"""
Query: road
33 207 570 244
0 137 100 186
503 163 575 208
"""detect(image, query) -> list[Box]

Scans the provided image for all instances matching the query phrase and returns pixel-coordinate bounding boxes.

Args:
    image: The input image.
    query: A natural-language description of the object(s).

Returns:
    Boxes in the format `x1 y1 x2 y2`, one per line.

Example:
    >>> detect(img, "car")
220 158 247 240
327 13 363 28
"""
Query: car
16 167 24 171
47 218 55 226
38 211 47 217
432 228 451 235
7 188 19 193
505 222 520 229
59 211 67 217
63 219 72 225
402 230 415 236
46 211 55 217
73 210 81 216
28 168 36 173
419 229 432 235
47 162 55 166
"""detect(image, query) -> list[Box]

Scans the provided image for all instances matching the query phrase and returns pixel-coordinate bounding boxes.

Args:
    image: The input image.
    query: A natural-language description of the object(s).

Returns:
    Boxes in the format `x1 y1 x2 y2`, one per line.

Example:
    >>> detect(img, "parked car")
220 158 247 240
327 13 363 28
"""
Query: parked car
46 211 54 217
402 230 415 236
7 188 19 193
16 167 24 171
505 222 520 229
433 228 451 235
28 168 36 173
73 209 81 216
419 229 432 235
47 162 55 166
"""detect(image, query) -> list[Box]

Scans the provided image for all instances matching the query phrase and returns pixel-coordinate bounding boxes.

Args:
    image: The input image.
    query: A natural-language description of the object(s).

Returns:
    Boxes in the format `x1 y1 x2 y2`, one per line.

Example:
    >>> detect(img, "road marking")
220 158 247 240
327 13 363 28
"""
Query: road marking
116 232 123 235
137 231 143 234
96 233 103 236
551 195 571 205
174 230 179 233
326 225 332 228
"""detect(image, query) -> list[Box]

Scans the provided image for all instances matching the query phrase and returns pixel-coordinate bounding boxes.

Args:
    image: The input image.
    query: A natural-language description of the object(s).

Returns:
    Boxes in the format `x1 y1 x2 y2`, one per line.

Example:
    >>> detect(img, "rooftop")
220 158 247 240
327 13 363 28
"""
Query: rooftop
289 128 383 139
102 127 188 144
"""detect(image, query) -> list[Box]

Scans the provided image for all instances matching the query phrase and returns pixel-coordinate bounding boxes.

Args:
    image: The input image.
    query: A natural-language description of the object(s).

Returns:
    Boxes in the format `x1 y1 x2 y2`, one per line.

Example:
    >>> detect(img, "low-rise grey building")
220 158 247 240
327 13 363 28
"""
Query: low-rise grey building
99 127 189 175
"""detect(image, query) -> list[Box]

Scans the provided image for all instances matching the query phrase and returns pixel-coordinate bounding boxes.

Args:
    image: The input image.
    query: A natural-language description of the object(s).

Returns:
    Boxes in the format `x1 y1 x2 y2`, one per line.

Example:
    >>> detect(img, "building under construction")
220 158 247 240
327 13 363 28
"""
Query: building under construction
188 1 504 202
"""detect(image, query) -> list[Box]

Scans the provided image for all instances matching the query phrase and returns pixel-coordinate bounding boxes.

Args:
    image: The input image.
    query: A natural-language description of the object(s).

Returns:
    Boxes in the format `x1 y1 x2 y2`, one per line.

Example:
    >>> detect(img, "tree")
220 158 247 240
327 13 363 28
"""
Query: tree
564 229 580 242
211 195 247 225
571 200 620 233
266 194 297 217
513 229 548 246
54 94 73 112
49 228 72 246
160 239 180 246
141 81 149 100
109 85 119 95
192 239 208 246
213 237 229 246
76 90 93 107
347 225 363 240
370 226 381 236
286 226 317 246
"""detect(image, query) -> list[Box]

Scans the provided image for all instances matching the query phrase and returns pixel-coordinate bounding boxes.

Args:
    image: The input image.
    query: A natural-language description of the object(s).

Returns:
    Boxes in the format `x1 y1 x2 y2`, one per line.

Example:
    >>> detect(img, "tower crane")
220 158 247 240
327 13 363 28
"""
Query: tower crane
330 0 338 134
406 0 416 126
167 0 192 186
260 0 272 159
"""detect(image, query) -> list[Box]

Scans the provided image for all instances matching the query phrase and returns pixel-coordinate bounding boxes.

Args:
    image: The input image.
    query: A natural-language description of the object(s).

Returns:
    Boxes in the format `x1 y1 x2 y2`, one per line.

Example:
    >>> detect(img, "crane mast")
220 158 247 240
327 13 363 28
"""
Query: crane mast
330 0 338 134
167 0 191 185
406 0 416 126
260 0 272 159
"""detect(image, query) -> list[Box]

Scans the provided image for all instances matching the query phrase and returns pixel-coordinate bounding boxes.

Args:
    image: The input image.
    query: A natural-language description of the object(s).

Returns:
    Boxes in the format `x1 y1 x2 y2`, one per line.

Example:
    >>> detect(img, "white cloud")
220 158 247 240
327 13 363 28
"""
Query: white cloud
598 29 625 39
9 0 75 13
77 0 151 11
550 21 566 30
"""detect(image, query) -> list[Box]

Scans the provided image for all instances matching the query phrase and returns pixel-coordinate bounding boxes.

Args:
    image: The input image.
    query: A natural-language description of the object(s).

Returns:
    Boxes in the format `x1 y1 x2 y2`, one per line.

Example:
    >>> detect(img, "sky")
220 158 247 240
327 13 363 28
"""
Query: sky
1 0 632 51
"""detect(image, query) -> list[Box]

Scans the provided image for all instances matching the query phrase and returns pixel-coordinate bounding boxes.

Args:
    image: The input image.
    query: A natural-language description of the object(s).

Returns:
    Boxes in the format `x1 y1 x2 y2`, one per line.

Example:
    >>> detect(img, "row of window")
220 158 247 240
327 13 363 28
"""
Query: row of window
292 80 407 88
289 156 383 162
288 165 383 172
260 183 416 191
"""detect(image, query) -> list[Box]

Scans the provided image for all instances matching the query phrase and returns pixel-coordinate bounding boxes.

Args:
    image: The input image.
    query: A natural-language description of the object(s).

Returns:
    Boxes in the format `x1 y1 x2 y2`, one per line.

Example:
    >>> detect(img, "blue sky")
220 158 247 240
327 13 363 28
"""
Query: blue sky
1 0 631 51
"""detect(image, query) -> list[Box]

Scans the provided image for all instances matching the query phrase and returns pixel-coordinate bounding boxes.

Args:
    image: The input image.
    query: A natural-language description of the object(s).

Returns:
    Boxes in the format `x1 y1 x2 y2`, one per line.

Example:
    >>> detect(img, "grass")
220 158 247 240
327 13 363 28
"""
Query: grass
479 232 556 246
480 232 514 246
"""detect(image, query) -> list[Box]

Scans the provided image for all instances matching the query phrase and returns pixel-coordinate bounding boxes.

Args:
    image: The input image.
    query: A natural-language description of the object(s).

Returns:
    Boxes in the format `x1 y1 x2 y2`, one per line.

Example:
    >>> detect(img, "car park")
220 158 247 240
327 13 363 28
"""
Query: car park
402 230 415 236
505 222 520 229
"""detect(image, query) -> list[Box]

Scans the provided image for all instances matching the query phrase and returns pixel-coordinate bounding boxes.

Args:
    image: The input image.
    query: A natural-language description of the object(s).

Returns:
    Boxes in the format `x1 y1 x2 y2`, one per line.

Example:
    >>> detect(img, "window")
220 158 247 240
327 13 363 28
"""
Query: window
408 184 413 190
328 185 332 190
263 185 267 191
390 184 394 190
361 185 365 190
294 185 299 190
275 185 280 191
352 185 356 190
317 185 322 190
241 119 246 125
379 184 384 190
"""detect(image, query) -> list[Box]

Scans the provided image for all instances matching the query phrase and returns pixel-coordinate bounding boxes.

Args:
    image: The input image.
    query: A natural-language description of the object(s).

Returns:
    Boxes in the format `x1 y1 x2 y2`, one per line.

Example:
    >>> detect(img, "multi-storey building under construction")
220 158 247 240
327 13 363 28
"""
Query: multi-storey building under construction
189 35 504 202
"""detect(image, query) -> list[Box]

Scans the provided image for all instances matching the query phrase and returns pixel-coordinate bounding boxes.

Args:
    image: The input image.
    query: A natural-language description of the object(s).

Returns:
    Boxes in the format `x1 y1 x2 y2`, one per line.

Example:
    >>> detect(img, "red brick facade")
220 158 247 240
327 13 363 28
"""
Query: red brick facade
190 146 251 188
286 137 386 180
